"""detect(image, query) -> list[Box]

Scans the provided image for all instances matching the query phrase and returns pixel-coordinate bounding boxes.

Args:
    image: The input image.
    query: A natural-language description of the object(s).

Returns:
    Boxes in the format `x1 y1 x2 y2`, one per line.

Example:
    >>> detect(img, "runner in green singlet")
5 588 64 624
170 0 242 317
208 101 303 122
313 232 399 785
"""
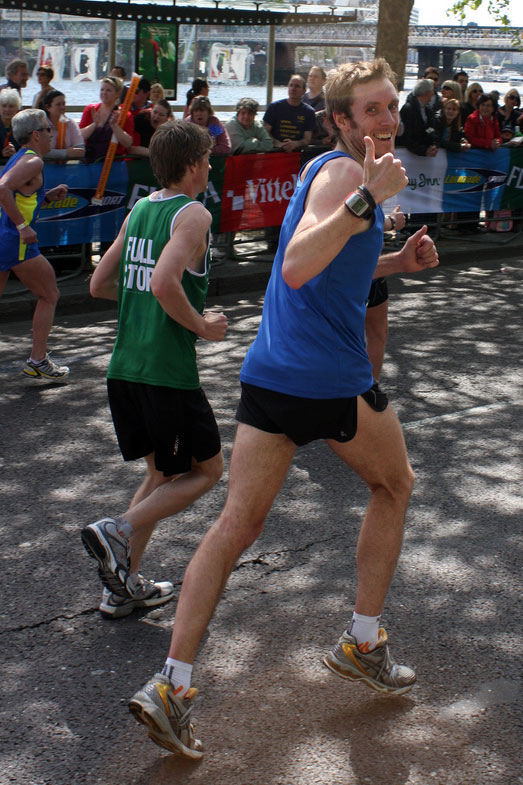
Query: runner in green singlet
81 120 227 620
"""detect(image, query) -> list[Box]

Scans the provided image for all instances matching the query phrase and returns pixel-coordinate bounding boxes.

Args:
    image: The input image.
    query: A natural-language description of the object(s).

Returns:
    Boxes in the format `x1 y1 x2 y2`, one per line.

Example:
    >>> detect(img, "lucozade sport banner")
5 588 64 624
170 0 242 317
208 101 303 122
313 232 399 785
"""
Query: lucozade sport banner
36 161 128 246
390 147 519 214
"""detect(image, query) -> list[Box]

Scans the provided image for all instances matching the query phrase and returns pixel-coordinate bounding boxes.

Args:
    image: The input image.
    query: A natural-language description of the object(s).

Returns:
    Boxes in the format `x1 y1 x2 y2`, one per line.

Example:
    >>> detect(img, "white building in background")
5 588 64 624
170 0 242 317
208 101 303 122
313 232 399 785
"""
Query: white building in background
327 0 419 24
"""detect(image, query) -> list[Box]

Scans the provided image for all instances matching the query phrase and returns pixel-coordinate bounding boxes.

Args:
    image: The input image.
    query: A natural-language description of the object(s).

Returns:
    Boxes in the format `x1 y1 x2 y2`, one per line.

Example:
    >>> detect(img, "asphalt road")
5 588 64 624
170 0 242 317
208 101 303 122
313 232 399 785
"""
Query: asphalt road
0 258 521 785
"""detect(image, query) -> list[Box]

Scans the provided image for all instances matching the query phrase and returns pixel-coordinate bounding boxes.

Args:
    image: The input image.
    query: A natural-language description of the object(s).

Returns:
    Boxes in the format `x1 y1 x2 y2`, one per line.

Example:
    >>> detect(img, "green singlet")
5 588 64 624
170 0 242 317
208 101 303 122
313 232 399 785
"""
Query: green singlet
107 193 210 390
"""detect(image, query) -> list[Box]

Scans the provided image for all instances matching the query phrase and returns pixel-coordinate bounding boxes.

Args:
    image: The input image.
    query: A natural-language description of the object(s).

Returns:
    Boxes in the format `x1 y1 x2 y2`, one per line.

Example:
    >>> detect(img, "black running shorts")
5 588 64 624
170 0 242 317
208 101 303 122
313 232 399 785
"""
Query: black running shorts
235 382 388 447
107 379 221 476
367 276 389 308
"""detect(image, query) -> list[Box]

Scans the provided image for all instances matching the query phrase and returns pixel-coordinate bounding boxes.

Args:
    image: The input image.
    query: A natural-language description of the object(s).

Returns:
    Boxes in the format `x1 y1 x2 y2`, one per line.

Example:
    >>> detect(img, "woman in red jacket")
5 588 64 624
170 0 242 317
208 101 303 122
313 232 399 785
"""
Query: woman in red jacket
79 77 134 163
464 93 502 151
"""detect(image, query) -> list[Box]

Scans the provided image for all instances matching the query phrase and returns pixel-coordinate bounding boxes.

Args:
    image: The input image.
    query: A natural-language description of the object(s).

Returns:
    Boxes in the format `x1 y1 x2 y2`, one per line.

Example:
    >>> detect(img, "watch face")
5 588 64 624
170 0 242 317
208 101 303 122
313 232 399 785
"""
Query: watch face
345 192 371 217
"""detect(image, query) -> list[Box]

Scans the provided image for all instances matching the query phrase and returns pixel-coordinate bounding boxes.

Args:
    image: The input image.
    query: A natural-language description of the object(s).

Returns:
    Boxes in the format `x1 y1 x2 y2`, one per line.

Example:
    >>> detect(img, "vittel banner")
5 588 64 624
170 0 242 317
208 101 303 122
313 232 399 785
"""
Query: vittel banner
219 152 301 232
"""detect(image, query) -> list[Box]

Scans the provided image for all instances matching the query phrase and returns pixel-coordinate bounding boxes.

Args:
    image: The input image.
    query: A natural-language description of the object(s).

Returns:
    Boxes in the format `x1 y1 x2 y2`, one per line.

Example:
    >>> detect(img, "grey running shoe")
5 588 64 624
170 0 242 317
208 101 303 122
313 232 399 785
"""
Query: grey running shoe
128 674 204 759
23 354 70 382
99 575 175 618
81 517 131 596
323 627 416 696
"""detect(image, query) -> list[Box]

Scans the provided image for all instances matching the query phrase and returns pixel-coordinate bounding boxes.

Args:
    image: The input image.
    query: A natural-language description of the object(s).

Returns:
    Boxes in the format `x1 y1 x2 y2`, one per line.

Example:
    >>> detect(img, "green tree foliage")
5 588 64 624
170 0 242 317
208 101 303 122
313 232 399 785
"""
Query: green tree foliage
448 0 511 27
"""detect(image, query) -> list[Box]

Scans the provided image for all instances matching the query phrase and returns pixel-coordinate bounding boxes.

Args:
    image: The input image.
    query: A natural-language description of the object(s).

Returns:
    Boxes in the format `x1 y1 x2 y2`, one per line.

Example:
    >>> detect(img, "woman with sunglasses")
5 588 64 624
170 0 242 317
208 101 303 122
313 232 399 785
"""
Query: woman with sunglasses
461 82 483 124
32 65 55 110
440 80 463 106
496 89 523 135
0 109 70 381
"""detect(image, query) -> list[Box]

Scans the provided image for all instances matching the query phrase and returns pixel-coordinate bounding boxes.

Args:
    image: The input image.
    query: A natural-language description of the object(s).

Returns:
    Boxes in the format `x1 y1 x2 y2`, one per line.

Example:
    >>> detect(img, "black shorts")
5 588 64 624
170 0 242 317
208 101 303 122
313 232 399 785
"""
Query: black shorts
367 277 389 308
235 381 388 447
107 379 221 476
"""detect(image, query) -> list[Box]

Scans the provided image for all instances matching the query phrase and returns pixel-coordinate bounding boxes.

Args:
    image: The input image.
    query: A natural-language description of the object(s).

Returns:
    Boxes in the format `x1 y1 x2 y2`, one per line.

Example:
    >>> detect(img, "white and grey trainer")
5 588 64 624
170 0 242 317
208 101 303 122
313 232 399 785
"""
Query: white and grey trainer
81 517 131 596
23 354 70 382
99 575 175 618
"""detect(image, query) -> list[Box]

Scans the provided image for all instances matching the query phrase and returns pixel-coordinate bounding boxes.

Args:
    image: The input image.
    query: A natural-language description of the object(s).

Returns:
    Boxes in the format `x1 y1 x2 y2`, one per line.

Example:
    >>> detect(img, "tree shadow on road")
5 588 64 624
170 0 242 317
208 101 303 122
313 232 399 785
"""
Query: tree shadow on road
0 267 521 785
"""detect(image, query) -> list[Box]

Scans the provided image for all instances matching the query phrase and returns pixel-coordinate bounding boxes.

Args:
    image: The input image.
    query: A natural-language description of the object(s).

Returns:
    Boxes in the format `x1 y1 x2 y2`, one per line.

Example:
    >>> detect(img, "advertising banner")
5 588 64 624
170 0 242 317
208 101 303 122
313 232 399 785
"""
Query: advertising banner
35 45 65 79
500 148 523 208
219 152 301 232
25 147 523 249
442 149 510 213
208 43 250 84
37 161 128 246
137 23 178 99
125 155 227 234
396 150 447 214
200 155 227 234
394 148 520 214
71 46 98 83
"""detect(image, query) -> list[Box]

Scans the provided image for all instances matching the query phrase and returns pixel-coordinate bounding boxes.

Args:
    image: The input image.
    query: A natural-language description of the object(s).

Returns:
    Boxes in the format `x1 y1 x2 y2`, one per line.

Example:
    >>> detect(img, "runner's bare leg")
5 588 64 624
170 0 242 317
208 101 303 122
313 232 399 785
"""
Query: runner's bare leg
326 397 414 617
168 423 296 663
13 255 59 361
125 452 224 572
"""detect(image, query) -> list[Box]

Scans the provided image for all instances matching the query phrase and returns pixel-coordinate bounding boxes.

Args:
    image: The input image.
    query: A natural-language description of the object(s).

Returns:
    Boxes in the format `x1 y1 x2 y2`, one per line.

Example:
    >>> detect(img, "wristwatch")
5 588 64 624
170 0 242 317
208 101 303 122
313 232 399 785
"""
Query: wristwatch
344 189 374 220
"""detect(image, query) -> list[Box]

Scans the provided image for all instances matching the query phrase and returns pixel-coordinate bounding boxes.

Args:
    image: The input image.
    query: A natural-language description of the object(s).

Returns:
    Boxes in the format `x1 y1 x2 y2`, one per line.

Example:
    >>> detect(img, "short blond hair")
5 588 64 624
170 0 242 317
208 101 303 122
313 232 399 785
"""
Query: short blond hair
100 76 123 94
326 59 396 130
325 59 397 164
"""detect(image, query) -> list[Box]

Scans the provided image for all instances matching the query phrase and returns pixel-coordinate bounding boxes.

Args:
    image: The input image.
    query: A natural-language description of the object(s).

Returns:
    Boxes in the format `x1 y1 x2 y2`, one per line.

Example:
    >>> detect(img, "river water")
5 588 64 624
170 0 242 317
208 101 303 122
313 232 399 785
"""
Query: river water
20 75 519 120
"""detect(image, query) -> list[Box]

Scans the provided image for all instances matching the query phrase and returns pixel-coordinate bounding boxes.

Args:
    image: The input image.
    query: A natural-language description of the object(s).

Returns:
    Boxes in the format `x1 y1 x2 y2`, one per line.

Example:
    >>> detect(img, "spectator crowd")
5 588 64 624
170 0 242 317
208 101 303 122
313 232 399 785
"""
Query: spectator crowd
1 56 522 240
3 57 521 165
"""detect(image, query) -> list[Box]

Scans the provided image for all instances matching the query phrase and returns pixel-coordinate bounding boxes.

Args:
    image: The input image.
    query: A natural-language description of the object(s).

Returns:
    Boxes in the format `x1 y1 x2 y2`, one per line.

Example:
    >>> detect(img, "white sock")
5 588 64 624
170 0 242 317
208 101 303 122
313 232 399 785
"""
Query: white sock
349 612 381 653
115 517 133 539
161 658 193 695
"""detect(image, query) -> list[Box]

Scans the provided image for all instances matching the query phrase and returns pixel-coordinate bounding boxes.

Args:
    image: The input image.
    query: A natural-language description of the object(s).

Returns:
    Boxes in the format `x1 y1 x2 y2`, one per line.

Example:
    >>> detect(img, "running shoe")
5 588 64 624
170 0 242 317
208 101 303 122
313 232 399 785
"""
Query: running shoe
322 627 416 696
23 354 70 382
81 517 131 596
99 575 175 618
128 674 204 759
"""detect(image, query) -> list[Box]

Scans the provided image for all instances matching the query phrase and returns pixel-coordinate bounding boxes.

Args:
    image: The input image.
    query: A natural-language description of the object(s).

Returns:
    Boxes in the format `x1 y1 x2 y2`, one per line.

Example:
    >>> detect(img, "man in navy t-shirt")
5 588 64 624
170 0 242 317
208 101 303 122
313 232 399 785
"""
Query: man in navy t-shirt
263 74 316 152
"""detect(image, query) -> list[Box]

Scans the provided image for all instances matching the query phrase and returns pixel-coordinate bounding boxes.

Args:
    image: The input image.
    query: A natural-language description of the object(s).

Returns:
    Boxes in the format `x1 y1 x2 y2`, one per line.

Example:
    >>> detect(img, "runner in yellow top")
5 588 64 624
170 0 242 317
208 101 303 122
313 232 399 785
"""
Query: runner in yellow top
0 108 70 381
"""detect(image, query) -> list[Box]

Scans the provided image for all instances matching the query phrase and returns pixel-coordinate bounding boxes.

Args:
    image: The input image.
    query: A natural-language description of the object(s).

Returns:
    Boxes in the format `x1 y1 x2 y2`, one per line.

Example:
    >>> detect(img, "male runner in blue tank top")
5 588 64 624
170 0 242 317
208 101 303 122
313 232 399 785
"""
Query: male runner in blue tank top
0 109 70 380
100 60 439 757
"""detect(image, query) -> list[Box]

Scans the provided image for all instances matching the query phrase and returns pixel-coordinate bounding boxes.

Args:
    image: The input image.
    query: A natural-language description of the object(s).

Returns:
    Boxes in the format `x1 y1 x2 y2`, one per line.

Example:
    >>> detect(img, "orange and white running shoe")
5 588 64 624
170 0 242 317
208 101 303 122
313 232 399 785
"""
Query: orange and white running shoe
323 627 416 695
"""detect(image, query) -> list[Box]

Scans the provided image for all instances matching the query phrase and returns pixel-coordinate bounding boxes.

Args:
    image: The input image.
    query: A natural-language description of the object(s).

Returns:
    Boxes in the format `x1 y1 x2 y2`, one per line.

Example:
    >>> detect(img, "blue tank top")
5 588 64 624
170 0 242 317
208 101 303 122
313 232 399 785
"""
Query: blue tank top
0 147 46 264
240 150 384 399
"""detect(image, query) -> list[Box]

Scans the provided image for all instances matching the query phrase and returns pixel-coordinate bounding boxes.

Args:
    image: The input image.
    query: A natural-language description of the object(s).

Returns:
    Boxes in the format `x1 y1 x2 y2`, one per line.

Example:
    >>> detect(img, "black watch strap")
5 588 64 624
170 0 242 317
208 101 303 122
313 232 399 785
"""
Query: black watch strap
357 185 377 212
